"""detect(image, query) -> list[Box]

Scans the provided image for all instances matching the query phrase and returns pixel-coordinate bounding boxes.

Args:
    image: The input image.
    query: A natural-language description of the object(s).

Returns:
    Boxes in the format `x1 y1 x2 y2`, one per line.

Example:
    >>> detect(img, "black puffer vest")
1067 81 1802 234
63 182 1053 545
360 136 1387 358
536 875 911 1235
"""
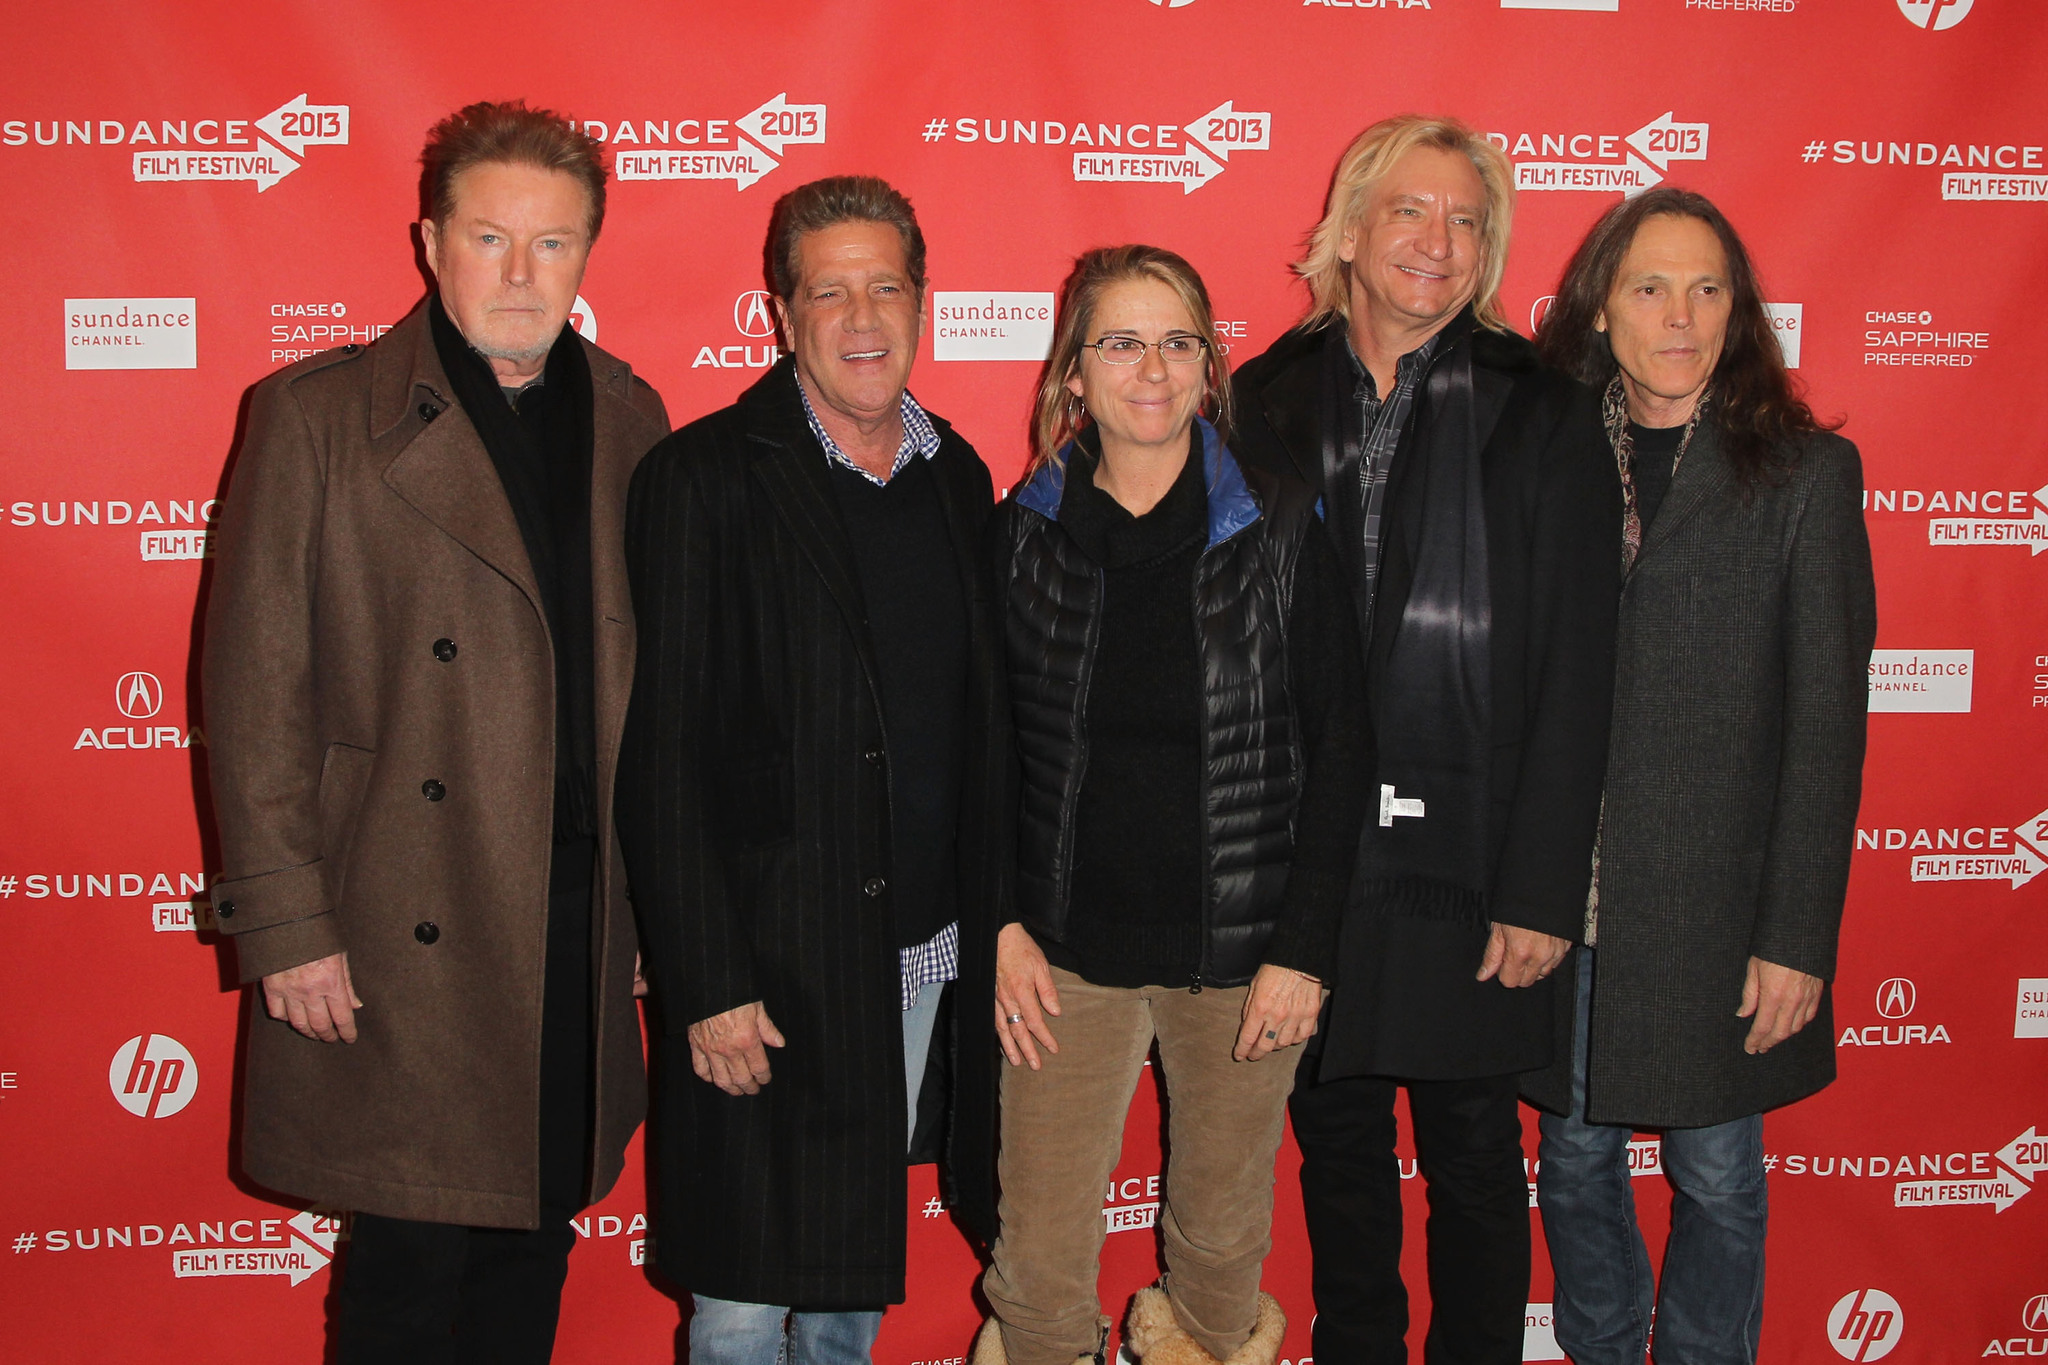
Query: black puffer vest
997 421 1318 987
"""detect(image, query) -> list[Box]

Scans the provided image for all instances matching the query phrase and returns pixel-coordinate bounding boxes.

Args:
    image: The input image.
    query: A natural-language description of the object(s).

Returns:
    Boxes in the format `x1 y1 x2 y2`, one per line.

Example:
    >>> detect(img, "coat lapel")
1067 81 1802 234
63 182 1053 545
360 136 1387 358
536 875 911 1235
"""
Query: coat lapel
1631 418 1731 574
1255 331 1330 495
587 343 652 803
743 367 884 695
377 306 543 614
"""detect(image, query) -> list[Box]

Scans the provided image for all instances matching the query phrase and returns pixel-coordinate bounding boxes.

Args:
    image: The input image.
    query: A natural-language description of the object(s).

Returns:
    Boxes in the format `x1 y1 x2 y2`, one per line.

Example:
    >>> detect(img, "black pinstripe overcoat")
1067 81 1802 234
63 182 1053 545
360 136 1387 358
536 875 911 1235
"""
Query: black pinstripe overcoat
616 360 1008 1308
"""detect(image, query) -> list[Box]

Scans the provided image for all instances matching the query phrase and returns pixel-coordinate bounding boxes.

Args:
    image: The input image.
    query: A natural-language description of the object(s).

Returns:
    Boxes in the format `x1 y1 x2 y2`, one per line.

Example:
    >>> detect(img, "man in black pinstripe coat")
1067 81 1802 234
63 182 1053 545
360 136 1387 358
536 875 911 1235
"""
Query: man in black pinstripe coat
617 176 1007 1365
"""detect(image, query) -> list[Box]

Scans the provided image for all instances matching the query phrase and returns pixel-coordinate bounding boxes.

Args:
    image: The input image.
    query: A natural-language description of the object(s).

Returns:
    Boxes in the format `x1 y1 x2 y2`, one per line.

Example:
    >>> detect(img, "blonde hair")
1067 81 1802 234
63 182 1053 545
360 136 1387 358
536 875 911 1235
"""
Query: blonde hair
1294 114 1515 333
1027 244 1233 477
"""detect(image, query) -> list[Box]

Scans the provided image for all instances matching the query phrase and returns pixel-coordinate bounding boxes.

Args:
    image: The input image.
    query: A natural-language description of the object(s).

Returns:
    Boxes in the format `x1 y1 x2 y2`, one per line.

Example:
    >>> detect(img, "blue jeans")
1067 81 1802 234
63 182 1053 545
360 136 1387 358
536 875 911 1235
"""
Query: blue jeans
689 982 945 1365
1536 951 1768 1365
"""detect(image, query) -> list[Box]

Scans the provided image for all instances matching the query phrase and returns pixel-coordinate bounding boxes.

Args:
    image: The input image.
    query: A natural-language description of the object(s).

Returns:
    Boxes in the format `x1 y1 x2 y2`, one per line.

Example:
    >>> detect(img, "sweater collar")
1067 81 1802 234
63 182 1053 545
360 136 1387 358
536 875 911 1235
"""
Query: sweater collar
1016 417 1258 551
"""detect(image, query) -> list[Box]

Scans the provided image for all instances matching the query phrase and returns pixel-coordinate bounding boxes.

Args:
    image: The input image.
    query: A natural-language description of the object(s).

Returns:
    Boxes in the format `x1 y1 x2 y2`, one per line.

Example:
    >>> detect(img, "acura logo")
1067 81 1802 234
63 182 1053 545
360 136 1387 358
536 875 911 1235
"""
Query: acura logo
2024 1295 2048 1332
115 671 163 719
734 290 777 338
1876 978 1916 1019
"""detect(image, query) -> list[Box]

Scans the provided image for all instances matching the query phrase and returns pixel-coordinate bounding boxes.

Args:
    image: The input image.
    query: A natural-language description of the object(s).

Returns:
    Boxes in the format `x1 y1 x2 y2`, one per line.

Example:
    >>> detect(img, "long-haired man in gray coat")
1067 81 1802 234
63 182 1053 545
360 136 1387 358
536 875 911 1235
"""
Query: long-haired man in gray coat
1526 188 1877 1365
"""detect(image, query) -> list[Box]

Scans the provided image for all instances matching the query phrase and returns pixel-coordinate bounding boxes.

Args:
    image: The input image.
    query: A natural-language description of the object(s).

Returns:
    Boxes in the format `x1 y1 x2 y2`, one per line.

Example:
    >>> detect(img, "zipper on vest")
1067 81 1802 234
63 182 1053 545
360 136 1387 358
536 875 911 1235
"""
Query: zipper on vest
1192 545 1216 995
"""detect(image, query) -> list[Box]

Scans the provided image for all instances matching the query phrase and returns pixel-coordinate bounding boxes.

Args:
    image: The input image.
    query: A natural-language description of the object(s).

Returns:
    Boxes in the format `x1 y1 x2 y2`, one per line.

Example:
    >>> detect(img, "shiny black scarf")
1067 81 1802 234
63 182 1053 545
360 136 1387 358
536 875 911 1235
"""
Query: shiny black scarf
1341 317 1495 922
428 296 598 843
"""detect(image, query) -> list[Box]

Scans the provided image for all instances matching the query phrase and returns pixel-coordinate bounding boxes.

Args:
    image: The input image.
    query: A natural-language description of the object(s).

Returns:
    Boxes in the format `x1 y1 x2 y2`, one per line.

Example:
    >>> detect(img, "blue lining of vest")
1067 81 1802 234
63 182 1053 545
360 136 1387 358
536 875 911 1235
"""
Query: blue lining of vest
1014 418 1259 550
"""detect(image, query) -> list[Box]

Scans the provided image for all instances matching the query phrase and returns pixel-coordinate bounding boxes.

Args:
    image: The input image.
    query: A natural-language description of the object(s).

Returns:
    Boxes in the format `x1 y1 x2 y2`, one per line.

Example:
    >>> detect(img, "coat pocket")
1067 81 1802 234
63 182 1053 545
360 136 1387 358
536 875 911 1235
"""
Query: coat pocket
317 741 377 898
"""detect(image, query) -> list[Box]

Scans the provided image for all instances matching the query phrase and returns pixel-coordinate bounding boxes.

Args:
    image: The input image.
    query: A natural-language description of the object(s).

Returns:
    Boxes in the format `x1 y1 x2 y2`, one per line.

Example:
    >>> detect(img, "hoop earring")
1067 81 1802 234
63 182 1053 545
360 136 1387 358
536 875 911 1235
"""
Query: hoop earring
1066 392 1087 428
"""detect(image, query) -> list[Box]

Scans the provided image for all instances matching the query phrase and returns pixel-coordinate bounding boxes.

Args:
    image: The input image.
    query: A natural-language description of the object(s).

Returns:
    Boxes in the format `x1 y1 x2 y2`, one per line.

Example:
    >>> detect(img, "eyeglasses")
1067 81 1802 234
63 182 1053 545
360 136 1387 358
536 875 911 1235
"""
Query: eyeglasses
1083 334 1212 365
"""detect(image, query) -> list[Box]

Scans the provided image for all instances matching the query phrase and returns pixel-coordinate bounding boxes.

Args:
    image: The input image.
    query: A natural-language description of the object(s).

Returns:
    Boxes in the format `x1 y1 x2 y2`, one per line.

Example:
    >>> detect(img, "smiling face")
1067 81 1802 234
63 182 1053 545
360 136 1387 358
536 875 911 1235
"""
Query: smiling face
1065 276 1207 460
774 219 927 427
419 161 593 382
1341 144 1486 337
1597 213 1732 426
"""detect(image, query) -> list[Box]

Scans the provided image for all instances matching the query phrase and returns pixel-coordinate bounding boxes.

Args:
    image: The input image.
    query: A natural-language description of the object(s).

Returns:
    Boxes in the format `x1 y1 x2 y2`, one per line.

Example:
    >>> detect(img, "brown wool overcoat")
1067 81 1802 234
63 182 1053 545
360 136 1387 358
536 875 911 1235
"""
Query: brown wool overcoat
202 302 669 1228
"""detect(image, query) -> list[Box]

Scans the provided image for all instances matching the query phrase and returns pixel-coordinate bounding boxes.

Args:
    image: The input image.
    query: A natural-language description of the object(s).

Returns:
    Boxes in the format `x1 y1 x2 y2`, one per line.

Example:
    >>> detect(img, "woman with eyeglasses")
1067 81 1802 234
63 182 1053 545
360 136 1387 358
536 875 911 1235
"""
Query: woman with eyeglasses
973 245 1369 1365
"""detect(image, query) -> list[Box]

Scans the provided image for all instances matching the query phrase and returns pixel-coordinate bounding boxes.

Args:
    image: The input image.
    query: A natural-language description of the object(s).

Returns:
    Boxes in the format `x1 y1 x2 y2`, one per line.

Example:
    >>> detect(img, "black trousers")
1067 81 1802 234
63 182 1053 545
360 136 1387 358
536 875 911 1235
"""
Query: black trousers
334 838 597 1365
1290 1067 1531 1365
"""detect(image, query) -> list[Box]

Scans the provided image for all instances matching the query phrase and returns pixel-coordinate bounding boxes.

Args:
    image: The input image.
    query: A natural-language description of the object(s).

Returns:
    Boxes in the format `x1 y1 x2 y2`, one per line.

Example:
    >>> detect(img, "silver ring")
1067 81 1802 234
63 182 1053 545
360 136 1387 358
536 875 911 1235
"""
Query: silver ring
1006 1013 1023 1025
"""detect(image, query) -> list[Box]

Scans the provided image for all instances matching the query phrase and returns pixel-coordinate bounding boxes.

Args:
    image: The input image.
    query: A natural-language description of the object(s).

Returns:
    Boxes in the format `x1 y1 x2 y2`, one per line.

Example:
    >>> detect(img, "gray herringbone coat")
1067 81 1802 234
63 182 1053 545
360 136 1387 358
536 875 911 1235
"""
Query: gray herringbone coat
1523 421 1877 1129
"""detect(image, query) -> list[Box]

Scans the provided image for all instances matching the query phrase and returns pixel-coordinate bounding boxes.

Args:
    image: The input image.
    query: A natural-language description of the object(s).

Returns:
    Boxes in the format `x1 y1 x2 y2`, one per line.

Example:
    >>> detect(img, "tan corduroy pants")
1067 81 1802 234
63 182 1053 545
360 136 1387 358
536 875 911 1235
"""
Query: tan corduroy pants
982 967 1303 1365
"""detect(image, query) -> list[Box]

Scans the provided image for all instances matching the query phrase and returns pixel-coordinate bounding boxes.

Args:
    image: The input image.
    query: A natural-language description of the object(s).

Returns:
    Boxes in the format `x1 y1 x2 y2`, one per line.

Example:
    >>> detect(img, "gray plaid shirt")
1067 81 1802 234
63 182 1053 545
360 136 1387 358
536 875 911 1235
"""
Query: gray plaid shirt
1345 330 1441 624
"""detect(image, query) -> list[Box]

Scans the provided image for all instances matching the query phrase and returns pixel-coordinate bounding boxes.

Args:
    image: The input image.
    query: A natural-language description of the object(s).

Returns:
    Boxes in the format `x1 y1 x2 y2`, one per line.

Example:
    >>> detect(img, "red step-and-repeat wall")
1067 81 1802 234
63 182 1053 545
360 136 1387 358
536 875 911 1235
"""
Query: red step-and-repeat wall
2 1 2045 1361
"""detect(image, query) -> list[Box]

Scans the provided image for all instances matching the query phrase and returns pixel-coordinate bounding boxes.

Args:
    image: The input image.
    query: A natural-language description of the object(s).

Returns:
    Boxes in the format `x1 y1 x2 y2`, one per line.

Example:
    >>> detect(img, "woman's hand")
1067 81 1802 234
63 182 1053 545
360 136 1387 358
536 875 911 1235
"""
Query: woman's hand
995 923 1062 1070
1234 964 1329 1062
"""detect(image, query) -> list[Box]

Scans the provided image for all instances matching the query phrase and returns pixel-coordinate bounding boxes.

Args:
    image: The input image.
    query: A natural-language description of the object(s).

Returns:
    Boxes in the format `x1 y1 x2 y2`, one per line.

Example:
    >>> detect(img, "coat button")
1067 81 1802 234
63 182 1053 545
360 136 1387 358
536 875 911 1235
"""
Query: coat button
414 921 440 945
422 779 446 801
419 401 442 423
864 747 884 766
341 343 360 353
215 899 236 919
863 877 887 898
432 638 458 662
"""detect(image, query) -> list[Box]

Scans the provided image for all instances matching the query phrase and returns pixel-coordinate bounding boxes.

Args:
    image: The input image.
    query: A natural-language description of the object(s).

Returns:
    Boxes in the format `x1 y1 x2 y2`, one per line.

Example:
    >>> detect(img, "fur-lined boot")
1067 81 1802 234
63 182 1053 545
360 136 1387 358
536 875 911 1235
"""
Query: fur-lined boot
971 1314 1116 1365
1122 1286 1286 1365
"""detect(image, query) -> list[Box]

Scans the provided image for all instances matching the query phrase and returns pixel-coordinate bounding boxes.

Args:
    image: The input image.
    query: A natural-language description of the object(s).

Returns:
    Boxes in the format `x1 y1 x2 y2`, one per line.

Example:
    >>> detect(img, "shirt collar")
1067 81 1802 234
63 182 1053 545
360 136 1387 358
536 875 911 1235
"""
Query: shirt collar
794 372 941 486
1343 326 1444 401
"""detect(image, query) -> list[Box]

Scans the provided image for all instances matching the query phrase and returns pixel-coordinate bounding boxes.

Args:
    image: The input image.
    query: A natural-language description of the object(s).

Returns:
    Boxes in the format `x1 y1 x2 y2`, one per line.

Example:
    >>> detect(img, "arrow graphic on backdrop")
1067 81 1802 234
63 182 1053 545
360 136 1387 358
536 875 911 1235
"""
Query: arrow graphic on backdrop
169 1211 341 1286
1073 144 1223 195
1183 100 1270 161
735 93 826 155
131 93 349 192
616 142 781 190
1894 1125 2047 1214
1511 112 1708 198
1911 805 2048 887
1929 485 2048 555
1999 1128 2048 1182
254 94 350 156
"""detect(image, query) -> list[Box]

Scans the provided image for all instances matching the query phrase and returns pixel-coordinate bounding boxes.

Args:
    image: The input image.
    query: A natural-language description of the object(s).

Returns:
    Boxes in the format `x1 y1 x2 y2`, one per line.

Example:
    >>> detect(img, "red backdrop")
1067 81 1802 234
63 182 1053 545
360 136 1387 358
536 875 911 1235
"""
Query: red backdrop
3 2 2045 1361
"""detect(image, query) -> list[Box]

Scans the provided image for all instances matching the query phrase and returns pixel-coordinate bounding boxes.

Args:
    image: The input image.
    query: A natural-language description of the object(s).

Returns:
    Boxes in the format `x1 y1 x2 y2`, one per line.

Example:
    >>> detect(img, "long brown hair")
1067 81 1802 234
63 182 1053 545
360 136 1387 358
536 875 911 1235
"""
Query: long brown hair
1535 187 1837 486
1027 245 1233 478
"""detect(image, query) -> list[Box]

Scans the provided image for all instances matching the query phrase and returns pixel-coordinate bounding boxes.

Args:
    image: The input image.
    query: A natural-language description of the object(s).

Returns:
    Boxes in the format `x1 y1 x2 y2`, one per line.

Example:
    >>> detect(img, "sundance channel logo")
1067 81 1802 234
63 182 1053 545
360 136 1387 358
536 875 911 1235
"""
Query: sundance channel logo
932 292 1055 362
64 298 195 371
1867 649 1972 712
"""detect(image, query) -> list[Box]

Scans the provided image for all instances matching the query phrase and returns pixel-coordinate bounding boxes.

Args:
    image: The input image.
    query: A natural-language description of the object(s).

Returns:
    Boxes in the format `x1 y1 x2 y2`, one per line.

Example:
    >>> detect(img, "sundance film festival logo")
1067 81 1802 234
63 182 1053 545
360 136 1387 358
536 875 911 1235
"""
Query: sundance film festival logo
109 1034 196 1119
17 1209 343 1287
1892 1127 2045 1212
5 495 217 562
1856 804 2048 888
1804 135 2044 203
0 94 351 192
1492 114 1706 197
606 96 825 191
1862 483 2044 552
1828 1289 1903 1362
690 290 784 370
923 100 1274 195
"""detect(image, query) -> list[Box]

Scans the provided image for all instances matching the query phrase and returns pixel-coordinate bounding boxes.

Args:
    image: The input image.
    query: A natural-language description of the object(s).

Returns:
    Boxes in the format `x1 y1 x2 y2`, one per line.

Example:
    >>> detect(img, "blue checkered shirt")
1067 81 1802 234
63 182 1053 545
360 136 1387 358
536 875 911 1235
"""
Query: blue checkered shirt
794 376 956 1009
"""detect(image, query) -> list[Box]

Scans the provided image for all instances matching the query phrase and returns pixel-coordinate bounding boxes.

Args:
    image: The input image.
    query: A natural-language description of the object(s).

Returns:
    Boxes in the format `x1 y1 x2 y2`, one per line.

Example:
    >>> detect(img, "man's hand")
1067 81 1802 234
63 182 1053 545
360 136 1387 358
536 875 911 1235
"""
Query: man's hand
262 952 363 1044
1233 965 1329 1062
995 922 1061 1071
1737 956 1823 1054
687 1001 785 1095
1477 923 1570 988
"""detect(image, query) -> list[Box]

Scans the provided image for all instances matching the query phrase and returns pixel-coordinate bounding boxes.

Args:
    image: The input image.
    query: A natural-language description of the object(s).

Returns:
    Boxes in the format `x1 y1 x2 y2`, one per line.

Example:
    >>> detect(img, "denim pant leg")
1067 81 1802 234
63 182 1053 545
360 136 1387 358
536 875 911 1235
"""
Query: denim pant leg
903 981 945 1146
789 1309 886 1365
691 1297 793 1365
1536 951 1654 1365
1651 1117 1767 1365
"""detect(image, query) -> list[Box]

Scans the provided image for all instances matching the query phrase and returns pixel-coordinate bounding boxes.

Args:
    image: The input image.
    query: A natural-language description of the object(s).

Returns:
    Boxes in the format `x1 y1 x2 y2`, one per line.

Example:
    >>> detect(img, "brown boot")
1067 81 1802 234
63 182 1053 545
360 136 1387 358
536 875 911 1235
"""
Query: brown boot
1123 1287 1286 1365
973 1315 1117 1365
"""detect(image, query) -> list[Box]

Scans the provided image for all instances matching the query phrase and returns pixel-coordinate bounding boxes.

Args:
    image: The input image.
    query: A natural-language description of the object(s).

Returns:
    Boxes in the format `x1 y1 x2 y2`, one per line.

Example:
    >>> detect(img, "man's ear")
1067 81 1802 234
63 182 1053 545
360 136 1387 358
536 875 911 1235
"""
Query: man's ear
773 295 794 353
419 218 442 281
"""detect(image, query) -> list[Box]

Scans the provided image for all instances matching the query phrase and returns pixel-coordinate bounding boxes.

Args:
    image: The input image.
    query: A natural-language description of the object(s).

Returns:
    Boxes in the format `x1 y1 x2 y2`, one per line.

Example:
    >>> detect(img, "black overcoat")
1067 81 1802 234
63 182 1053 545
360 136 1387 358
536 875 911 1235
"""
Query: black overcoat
1232 318 1620 1080
616 360 1007 1308
1522 421 1876 1129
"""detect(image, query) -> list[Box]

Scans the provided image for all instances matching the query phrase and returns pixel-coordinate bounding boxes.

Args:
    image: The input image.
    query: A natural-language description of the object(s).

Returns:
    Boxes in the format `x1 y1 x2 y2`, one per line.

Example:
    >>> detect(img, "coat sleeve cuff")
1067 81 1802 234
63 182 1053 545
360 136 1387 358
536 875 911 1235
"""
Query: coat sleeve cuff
211 858 328 934
230 911 347 983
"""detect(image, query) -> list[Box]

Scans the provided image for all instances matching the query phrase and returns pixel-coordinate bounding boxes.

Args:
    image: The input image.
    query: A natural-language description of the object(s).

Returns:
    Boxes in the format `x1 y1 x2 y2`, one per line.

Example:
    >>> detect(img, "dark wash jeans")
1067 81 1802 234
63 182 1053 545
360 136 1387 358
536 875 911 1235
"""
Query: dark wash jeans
1535 950 1768 1365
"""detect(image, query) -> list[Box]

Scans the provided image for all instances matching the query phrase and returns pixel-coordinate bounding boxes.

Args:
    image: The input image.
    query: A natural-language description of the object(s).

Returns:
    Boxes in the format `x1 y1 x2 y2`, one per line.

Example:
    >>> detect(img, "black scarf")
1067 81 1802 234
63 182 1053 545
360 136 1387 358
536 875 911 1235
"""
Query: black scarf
1339 313 1495 924
428 296 598 843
